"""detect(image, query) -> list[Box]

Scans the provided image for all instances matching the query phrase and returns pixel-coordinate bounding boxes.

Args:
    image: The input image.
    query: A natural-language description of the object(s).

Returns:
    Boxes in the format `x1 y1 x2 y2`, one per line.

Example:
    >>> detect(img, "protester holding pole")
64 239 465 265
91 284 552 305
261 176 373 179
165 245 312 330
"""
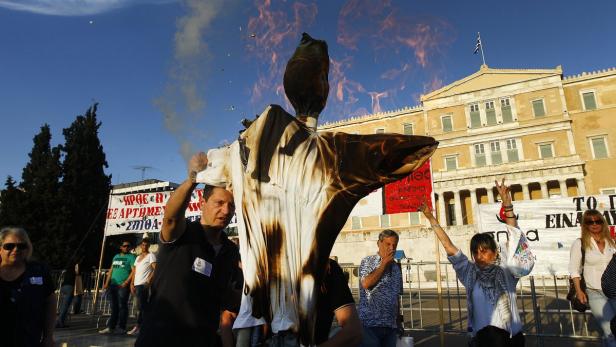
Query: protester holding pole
419 179 534 347
569 210 616 347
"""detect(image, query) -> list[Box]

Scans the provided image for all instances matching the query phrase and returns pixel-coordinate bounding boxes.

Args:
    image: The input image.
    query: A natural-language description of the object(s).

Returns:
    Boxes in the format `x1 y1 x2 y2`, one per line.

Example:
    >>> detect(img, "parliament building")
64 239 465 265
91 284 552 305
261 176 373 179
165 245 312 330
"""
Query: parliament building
319 64 616 265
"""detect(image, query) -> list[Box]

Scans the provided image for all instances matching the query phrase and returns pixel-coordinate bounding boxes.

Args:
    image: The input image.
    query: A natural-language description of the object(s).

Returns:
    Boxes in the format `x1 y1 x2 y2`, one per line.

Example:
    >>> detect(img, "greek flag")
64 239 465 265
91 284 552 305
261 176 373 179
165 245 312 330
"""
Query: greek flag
474 33 482 54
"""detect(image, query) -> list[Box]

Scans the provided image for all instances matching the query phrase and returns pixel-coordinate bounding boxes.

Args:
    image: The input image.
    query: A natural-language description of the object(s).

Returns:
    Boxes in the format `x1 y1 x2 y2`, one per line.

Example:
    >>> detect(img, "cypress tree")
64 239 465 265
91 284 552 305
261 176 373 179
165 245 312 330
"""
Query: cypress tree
60 103 111 268
0 176 25 227
18 125 64 265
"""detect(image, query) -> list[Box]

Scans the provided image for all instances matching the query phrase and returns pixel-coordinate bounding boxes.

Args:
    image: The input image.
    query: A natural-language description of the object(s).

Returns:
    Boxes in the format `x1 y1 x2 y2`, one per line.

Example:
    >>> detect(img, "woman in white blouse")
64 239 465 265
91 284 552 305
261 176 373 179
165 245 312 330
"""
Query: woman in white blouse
570 209 616 346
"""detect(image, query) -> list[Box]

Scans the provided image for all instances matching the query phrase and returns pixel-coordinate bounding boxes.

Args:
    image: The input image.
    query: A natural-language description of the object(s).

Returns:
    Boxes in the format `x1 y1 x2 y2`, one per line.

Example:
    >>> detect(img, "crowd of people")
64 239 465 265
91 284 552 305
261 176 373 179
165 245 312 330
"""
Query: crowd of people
2 152 616 347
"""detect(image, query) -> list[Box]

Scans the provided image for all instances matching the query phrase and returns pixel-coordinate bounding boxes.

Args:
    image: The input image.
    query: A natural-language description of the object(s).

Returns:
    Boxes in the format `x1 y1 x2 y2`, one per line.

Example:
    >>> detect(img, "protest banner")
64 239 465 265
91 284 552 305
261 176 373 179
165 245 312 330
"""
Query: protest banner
384 160 433 214
476 194 616 275
104 189 203 236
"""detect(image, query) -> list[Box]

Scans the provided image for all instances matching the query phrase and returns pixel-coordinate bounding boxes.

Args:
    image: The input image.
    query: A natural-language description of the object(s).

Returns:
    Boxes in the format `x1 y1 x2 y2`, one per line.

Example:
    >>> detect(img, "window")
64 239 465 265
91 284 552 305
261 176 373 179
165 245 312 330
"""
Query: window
532 99 546 117
490 141 502 165
351 216 361 229
442 115 453 132
501 98 513 123
582 91 597 110
444 156 458 171
375 128 385 134
469 104 481 128
485 101 497 125
474 144 486 167
380 215 390 227
538 143 554 158
506 139 519 162
590 136 609 159
403 123 413 135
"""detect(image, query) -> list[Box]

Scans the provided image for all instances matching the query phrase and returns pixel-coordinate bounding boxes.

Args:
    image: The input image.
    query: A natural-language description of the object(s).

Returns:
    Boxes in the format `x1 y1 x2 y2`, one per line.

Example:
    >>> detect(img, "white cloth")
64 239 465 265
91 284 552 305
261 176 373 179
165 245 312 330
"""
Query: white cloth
471 281 522 336
233 292 266 330
569 238 616 290
134 253 156 286
196 105 437 341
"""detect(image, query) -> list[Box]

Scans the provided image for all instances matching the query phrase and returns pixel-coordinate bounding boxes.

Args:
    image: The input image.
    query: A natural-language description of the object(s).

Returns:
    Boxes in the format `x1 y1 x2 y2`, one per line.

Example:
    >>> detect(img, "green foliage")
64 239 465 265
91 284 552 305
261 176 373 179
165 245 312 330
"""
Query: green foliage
59 103 111 268
0 176 25 227
0 104 111 269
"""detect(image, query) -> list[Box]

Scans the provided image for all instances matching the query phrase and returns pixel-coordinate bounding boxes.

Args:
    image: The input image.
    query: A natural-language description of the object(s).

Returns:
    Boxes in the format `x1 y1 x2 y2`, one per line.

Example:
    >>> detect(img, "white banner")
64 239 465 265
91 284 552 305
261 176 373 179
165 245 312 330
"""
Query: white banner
476 195 616 275
349 188 383 217
104 190 203 236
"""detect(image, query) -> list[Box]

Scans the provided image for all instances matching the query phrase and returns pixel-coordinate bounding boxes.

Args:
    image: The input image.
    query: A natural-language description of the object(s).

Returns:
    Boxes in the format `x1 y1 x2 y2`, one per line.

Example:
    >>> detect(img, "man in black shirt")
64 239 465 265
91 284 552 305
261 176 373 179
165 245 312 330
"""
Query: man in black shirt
314 259 362 346
268 258 362 346
136 152 241 347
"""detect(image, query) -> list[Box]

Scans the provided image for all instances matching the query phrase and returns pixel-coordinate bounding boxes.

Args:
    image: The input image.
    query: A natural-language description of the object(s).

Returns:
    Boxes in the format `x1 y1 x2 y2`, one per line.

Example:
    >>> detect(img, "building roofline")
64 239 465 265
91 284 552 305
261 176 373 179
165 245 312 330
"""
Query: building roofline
563 67 616 84
421 64 563 102
318 105 422 130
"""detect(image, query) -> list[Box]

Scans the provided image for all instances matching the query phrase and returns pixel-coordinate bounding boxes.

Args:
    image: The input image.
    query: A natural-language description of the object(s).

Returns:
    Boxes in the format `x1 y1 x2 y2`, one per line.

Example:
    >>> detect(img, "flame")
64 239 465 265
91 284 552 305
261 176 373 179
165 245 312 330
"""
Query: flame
246 0 318 111
334 0 455 117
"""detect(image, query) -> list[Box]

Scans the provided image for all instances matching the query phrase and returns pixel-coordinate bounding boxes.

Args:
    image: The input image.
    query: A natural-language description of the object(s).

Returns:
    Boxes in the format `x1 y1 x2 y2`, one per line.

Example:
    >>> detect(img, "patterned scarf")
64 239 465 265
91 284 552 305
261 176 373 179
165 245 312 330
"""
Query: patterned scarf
469 260 512 333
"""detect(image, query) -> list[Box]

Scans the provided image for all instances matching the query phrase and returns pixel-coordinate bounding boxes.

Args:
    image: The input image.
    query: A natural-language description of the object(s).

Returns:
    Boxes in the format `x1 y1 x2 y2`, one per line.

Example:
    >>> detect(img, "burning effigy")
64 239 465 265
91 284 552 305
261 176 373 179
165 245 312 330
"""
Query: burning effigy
197 33 438 345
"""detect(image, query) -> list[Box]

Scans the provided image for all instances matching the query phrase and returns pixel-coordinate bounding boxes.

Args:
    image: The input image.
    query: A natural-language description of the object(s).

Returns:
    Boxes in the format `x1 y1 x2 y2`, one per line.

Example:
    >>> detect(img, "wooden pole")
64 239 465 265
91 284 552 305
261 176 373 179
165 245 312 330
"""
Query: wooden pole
91 234 107 315
435 228 445 347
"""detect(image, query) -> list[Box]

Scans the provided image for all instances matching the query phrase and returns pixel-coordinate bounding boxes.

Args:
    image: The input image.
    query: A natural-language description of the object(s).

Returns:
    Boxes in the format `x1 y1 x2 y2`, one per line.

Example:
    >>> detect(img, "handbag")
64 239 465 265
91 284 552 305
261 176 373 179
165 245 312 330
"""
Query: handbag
566 240 588 312
602 254 616 298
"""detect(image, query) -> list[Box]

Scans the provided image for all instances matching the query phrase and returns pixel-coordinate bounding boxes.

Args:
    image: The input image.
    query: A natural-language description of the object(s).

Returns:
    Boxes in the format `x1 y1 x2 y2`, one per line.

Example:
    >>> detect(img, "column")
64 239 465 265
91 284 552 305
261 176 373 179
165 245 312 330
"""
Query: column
470 189 479 224
453 190 463 226
437 191 447 226
540 181 549 199
487 187 495 203
577 178 587 196
559 180 568 198
522 184 531 200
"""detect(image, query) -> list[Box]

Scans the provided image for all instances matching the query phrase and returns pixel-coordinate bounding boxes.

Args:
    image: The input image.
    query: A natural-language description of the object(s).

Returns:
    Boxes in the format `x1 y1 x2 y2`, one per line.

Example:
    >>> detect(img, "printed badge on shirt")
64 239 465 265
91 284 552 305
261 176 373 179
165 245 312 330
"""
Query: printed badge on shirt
30 276 43 285
192 257 212 277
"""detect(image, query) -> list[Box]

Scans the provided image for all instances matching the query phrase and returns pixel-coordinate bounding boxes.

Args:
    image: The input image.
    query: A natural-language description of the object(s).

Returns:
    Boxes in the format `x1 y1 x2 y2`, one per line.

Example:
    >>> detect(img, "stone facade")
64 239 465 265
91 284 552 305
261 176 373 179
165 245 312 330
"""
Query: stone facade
320 65 616 265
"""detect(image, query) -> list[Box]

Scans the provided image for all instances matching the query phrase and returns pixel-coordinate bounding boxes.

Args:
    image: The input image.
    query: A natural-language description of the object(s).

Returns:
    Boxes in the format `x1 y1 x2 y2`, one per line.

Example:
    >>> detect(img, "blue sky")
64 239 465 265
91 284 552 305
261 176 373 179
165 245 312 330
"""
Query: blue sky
1 0 615 185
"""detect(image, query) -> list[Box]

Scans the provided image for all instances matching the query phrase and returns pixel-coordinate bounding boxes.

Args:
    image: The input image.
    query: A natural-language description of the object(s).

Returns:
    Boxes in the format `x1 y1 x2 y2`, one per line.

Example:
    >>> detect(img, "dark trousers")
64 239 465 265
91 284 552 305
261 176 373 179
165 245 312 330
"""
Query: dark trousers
135 285 149 325
475 326 525 347
72 294 83 314
108 284 130 330
57 284 74 326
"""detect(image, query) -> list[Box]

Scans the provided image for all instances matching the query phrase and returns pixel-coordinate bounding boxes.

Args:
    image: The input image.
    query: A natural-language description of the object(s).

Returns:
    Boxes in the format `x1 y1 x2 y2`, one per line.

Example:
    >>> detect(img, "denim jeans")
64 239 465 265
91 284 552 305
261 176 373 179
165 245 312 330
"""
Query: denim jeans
587 289 616 347
360 326 397 347
236 326 265 347
57 284 74 326
134 285 149 325
108 284 130 330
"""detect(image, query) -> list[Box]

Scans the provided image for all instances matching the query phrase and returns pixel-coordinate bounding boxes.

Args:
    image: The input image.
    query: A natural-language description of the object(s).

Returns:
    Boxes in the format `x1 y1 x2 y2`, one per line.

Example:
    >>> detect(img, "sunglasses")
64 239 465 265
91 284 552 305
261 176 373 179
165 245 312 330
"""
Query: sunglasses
121 244 130 248
585 219 604 225
2 243 28 251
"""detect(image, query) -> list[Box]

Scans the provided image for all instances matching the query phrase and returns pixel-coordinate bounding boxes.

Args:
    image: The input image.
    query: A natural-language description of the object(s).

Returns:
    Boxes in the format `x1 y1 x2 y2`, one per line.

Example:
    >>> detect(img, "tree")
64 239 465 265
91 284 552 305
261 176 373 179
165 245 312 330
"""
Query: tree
14 125 65 266
60 104 111 268
0 176 25 227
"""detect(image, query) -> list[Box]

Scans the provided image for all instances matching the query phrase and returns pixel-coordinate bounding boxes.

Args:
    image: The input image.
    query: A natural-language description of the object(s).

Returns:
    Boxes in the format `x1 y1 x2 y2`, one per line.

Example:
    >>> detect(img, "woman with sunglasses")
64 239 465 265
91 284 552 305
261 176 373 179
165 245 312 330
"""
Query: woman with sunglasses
569 210 616 346
0 227 56 347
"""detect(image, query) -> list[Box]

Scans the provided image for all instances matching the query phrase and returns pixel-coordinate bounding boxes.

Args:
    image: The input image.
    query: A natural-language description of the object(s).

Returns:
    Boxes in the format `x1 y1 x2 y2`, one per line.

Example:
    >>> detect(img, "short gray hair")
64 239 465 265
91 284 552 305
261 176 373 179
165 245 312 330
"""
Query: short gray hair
378 229 399 242
0 227 33 259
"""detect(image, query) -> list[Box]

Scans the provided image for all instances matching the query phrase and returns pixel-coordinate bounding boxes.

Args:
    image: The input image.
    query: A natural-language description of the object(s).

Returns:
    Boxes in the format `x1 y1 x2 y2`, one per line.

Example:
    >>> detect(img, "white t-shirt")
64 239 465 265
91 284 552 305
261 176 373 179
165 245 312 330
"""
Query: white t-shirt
134 252 156 286
233 292 266 330
471 282 521 335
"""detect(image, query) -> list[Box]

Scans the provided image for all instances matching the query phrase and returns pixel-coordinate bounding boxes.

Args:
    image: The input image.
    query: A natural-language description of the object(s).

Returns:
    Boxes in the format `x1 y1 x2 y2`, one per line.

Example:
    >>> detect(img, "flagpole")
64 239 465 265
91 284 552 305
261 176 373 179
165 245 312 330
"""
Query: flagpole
478 32 486 66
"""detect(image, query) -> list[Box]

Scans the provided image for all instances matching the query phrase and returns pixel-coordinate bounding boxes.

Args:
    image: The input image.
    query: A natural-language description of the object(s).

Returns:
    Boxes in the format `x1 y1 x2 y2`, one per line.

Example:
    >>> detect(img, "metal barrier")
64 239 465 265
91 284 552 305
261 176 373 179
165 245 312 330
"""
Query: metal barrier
53 269 138 328
341 261 602 344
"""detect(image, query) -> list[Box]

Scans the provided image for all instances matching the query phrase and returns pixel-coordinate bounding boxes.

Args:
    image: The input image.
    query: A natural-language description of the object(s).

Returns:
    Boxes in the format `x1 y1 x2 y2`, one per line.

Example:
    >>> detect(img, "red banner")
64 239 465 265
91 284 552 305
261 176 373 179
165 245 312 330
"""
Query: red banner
384 160 433 214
